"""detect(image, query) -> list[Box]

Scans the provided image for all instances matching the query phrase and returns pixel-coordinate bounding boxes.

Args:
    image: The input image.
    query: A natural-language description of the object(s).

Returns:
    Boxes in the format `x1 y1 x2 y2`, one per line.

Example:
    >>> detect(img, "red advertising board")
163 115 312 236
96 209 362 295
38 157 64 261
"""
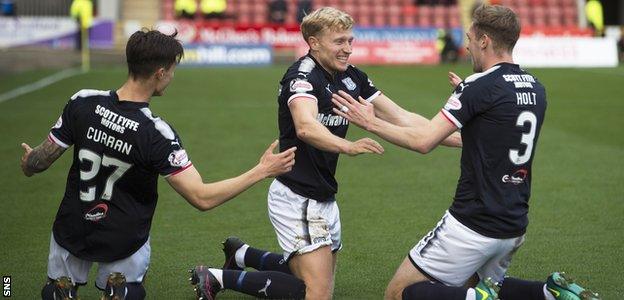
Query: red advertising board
157 21 303 48
296 41 440 65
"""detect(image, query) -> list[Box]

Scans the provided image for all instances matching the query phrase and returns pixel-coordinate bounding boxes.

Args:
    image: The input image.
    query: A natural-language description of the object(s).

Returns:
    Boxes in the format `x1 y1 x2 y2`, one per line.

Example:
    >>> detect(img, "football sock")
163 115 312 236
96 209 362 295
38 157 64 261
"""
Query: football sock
498 277 547 300
222 270 306 299
124 283 146 300
543 284 557 300
208 268 224 288
41 281 56 300
242 246 292 274
235 244 249 268
401 281 467 300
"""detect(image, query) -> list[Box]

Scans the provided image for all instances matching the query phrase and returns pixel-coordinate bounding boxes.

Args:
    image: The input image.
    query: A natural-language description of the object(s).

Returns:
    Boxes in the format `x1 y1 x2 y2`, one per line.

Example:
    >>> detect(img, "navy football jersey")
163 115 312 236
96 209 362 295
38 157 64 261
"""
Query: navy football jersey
440 63 547 238
276 54 380 201
48 89 192 262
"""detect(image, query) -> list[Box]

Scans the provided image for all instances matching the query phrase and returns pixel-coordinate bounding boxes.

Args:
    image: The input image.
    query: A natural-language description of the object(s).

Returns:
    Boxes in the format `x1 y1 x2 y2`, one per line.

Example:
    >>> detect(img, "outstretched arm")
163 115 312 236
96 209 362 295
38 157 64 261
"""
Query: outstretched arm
332 92 458 154
20 139 67 177
166 140 296 211
289 97 384 156
368 93 461 148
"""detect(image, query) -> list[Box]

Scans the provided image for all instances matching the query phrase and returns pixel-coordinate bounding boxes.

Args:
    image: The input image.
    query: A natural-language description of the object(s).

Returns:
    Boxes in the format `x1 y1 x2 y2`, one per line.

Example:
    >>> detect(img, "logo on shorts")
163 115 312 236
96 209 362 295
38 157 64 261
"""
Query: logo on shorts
84 203 109 222
502 169 528 185
342 77 357 91
168 149 189 167
312 237 328 244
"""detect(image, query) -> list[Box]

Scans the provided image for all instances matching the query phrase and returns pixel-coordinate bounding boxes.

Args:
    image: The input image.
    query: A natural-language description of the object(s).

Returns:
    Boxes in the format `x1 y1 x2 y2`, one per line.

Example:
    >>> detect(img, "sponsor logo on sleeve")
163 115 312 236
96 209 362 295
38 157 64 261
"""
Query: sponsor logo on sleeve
444 94 462 111
290 79 313 93
168 149 189 167
342 77 357 91
52 116 63 129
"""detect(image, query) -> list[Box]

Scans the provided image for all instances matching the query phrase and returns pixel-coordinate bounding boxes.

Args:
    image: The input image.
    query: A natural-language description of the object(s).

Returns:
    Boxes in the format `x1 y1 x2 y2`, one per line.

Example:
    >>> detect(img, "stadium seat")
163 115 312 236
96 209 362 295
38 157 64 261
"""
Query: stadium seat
388 5 401 27
532 6 546 27
546 6 562 27
417 5 432 27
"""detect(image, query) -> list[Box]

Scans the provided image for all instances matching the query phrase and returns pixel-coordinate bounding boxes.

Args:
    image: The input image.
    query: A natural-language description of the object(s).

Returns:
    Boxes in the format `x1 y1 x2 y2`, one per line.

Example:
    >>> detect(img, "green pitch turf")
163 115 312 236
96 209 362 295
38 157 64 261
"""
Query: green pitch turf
1 64 622 299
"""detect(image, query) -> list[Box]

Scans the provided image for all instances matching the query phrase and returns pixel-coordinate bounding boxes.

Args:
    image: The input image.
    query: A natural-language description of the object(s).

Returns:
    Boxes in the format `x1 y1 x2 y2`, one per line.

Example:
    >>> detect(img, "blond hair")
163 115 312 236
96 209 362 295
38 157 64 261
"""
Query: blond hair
300 7 354 42
472 5 520 53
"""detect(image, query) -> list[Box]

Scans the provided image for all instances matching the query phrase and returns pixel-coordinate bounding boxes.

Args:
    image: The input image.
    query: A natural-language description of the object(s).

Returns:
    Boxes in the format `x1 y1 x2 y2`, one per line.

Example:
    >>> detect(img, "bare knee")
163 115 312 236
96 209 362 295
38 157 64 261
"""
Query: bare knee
384 281 404 300
304 279 333 300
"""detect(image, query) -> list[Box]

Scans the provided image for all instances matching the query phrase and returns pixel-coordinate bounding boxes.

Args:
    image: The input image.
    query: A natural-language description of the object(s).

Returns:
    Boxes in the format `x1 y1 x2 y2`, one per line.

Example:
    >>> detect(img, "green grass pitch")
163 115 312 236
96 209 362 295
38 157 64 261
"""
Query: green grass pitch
0 64 622 299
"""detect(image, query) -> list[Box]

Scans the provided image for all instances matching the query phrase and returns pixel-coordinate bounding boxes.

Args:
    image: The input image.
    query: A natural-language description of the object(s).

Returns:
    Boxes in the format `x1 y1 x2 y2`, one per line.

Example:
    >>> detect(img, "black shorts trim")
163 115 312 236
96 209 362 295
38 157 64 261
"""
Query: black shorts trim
407 254 442 284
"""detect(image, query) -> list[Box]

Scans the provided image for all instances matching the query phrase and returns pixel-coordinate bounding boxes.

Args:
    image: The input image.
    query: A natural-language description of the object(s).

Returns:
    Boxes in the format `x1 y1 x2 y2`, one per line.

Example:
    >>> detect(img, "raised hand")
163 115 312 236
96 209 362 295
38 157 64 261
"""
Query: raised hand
20 143 34 177
258 140 297 178
448 71 463 89
331 90 376 131
345 137 384 156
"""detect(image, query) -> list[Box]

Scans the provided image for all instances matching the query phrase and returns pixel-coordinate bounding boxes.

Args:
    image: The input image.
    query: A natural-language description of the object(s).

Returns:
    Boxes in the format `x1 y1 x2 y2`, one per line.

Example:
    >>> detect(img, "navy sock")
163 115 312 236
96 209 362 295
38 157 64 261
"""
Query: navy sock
41 281 56 300
402 281 467 300
499 277 545 300
245 246 292 274
124 283 146 300
222 270 305 299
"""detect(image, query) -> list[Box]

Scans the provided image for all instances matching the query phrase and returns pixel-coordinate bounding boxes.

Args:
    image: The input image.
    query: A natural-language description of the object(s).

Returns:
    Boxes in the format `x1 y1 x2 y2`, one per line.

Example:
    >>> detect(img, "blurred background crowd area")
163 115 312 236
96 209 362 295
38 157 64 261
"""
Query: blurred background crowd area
0 0 622 72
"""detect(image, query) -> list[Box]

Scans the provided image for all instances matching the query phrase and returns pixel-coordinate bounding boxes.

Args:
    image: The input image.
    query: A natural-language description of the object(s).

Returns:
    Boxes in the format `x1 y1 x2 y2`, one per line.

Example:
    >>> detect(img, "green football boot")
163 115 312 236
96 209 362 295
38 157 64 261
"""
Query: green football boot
475 277 499 300
546 272 601 300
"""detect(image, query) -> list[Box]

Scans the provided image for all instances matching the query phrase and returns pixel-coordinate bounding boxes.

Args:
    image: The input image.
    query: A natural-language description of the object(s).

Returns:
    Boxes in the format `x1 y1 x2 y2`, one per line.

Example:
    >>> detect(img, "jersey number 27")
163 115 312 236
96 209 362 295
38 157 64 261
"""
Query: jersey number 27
78 149 132 202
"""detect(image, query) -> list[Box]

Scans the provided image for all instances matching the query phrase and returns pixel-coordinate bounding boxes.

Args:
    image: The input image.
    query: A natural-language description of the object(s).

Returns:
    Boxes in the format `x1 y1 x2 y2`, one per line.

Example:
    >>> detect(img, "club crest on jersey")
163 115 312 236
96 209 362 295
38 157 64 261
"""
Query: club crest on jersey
290 79 313 93
444 94 462 111
52 116 63 129
168 149 189 167
502 169 528 185
84 203 109 222
342 77 356 91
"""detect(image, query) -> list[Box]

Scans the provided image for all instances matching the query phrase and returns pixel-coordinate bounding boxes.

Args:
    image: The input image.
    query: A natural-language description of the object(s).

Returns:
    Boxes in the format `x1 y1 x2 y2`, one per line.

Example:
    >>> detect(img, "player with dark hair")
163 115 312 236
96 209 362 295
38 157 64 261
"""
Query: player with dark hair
20 29 296 300
333 4 600 300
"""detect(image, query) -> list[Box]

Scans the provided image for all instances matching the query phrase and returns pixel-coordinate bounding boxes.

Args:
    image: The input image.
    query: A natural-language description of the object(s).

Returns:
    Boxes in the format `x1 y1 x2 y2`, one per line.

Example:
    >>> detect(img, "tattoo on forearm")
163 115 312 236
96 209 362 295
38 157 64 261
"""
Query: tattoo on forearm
26 140 65 173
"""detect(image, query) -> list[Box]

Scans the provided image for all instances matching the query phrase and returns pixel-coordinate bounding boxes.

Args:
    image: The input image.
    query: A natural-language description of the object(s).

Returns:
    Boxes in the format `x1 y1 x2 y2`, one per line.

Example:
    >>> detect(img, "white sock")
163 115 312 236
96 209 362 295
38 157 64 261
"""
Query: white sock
465 288 476 300
235 244 249 269
543 284 556 300
208 268 224 289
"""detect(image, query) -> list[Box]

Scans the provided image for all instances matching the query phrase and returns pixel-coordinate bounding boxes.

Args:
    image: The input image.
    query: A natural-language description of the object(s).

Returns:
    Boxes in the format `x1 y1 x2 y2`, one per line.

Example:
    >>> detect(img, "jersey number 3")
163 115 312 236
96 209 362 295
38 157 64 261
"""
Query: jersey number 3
78 149 132 202
509 111 537 165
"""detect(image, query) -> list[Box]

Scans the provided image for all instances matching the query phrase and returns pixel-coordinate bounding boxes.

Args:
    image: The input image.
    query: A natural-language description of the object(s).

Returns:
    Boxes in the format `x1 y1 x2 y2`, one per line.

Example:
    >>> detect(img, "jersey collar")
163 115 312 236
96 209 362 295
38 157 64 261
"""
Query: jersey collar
111 90 150 108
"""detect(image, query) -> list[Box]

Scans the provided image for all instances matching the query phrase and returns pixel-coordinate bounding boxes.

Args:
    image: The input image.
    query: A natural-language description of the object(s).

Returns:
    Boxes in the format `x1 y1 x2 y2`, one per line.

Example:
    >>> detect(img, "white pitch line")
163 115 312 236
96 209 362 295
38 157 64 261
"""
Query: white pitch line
0 68 85 104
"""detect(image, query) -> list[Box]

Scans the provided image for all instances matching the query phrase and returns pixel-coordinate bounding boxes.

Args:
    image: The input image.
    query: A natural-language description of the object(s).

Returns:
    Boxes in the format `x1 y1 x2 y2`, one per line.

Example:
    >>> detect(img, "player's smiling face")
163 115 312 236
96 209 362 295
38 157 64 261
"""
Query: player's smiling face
311 28 354 74
466 26 485 72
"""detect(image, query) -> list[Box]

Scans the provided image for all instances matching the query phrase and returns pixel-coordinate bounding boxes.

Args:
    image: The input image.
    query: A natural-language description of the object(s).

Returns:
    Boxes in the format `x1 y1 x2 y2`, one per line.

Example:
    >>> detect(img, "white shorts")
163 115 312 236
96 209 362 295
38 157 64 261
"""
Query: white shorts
408 211 525 287
47 234 150 289
268 179 342 260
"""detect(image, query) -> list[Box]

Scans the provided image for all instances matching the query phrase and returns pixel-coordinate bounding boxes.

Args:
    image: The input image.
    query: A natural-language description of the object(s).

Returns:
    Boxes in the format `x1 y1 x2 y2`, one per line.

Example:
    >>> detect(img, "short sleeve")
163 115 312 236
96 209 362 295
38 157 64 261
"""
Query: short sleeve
351 68 381 102
280 74 322 106
150 128 193 177
440 81 490 129
49 100 74 148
